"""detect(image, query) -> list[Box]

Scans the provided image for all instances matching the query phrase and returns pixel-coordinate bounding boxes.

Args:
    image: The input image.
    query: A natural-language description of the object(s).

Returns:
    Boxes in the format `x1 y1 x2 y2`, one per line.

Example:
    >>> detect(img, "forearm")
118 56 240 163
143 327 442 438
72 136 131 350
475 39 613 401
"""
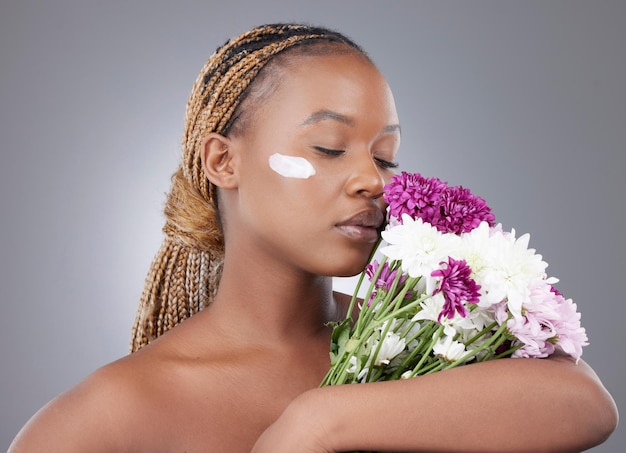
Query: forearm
303 355 617 452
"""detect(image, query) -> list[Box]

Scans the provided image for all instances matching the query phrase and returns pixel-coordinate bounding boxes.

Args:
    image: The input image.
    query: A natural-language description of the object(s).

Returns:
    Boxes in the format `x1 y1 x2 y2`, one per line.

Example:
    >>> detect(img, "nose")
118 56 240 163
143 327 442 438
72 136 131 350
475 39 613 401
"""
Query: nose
345 152 386 199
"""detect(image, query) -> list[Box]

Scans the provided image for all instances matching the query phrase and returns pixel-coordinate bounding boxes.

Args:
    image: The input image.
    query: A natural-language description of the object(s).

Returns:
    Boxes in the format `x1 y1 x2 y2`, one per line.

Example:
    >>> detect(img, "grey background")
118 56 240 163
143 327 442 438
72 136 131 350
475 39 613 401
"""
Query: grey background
1 0 624 451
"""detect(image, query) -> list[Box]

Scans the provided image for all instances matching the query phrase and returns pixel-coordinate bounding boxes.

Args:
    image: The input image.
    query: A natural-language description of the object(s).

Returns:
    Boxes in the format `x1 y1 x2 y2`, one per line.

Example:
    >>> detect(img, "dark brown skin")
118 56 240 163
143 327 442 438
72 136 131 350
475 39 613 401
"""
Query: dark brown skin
9 52 617 453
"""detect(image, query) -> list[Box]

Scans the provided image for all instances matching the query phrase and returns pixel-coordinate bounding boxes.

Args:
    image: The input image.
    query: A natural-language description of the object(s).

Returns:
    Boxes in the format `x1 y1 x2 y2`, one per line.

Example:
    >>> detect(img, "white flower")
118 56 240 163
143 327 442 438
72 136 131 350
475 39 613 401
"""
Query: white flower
346 355 359 374
412 293 444 323
413 293 485 338
347 356 371 383
401 319 423 350
370 331 406 366
433 335 468 362
456 221 493 280
380 215 458 293
461 225 553 318
462 305 496 334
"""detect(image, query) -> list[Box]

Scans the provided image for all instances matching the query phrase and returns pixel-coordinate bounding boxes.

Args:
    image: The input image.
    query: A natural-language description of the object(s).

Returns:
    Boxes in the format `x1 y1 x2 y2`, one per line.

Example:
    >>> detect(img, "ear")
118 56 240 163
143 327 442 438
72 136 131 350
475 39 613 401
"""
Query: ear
200 133 239 190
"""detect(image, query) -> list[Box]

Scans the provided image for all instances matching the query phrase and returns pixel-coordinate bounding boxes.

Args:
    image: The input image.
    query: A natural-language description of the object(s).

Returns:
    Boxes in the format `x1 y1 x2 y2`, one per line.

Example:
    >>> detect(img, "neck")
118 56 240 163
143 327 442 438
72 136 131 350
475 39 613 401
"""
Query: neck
203 251 339 346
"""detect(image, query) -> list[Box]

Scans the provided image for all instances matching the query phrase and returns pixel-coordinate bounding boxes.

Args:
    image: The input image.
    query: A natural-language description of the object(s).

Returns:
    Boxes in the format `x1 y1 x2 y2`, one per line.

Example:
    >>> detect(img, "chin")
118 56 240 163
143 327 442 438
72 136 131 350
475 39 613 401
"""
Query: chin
314 245 374 277
333 268 365 278
327 259 370 278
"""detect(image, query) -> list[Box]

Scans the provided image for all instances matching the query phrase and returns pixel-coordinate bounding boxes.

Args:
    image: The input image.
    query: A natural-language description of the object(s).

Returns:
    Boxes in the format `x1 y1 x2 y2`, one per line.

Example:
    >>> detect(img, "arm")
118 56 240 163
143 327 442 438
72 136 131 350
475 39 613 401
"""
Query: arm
253 353 618 453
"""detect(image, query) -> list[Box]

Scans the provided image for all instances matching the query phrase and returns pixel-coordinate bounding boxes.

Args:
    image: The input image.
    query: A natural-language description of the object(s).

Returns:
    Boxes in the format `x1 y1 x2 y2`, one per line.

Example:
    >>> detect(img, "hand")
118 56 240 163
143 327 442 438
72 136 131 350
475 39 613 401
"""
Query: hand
251 390 334 453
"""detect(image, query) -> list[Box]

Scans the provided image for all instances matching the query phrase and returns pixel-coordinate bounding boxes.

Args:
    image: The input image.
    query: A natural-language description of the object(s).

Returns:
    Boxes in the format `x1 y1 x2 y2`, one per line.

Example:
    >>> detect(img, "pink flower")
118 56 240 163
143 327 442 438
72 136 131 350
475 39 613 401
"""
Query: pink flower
431 257 481 322
550 289 588 362
494 283 588 361
495 299 557 359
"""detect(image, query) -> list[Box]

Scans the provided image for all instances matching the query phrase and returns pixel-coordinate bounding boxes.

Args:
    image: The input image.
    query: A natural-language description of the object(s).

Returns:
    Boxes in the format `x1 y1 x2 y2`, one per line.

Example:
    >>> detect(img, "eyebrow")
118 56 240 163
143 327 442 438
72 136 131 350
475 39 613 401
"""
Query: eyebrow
301 109 355 127
382 124 402 134
300 109 401 134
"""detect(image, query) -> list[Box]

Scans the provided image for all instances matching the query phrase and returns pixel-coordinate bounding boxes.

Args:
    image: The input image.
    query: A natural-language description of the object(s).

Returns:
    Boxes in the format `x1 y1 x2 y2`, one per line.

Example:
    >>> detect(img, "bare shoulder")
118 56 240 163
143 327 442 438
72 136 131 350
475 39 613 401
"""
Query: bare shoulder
8 354 149 453
9 340 216 452
10 313 331 452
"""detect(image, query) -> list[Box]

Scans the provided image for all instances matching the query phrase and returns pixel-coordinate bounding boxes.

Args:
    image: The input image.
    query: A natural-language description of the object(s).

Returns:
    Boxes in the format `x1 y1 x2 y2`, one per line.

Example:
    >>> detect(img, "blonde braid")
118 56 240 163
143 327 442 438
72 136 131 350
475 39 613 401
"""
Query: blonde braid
131 24 367 352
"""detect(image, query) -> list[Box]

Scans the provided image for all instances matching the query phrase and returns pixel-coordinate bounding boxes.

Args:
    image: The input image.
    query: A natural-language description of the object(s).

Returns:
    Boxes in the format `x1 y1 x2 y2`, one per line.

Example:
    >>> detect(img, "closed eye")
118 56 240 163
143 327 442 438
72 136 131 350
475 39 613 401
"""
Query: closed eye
314 146 398 169
375 157 399 169
313 146 345 156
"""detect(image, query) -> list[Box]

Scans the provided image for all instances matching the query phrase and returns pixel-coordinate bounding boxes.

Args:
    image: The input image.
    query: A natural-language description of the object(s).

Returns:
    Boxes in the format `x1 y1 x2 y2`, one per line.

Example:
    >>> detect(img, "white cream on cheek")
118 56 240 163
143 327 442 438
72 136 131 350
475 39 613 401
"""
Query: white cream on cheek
268 153 316 179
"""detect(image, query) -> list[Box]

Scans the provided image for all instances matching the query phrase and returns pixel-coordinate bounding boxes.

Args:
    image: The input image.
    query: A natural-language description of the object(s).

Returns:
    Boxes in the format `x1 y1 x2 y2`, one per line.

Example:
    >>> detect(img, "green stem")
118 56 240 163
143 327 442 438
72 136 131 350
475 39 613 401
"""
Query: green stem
353 256 389 335
388 321 439 380
364 308 397 382
372 276 420 324
464 320 499 348
491 342 523 360
438 319 511 373
404 324 444 378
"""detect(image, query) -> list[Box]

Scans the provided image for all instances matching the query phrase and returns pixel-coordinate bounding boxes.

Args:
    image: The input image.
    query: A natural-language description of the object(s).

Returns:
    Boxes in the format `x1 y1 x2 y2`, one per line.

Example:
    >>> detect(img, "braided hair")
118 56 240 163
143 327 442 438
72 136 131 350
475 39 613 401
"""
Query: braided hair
131 23 368 352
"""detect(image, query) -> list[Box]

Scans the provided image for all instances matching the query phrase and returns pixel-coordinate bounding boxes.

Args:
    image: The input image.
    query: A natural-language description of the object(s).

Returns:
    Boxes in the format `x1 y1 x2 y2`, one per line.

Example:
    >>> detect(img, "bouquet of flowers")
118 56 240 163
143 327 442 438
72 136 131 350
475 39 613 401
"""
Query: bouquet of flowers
321 172 588 386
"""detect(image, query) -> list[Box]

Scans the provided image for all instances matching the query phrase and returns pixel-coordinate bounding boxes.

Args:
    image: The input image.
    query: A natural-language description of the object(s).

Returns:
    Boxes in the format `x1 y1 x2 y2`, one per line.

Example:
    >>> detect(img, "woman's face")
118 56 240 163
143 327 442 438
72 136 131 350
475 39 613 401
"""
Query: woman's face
227 51 401 277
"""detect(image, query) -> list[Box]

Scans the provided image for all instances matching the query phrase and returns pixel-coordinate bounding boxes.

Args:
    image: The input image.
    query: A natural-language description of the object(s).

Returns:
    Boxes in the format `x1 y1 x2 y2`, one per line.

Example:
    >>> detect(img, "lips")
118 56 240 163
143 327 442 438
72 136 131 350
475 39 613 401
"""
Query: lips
335 209 385 243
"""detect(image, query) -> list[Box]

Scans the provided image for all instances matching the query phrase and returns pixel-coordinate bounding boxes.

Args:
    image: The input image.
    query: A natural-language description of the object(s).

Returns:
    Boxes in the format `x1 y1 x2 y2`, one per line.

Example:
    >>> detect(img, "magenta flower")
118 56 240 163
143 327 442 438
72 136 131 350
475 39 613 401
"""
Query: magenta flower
365 260 409 306
431 257 481 322
383 172 447 224
366 260 405 290
383 172 495 235
435 185 496 234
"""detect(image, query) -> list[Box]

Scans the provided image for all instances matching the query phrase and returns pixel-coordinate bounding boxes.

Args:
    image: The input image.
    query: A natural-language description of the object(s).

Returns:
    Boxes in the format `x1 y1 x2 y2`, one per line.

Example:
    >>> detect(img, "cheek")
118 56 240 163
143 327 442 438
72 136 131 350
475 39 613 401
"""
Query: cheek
268 153 316 179
264 152 335 201
238 158 321 217
239 149 343 221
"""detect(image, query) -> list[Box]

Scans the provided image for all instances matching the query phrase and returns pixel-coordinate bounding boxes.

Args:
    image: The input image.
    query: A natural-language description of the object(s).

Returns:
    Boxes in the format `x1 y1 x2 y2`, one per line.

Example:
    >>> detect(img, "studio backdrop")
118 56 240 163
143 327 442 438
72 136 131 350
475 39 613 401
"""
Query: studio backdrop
1 1 624 451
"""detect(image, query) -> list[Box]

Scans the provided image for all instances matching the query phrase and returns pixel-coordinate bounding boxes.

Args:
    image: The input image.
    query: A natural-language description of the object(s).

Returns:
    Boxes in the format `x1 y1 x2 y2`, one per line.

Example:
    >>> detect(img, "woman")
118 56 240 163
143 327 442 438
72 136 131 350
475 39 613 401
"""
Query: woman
9 23 617 452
